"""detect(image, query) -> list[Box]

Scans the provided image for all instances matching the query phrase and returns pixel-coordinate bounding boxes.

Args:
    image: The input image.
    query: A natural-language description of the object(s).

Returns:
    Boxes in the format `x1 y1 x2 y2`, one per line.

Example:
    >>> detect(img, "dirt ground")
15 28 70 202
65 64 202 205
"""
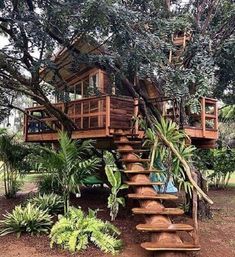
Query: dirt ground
0 186 234 257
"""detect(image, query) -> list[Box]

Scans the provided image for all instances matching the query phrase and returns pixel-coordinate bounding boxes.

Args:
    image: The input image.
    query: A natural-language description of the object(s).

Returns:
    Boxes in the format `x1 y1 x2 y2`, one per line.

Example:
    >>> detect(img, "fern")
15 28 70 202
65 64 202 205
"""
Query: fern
50 207 122 254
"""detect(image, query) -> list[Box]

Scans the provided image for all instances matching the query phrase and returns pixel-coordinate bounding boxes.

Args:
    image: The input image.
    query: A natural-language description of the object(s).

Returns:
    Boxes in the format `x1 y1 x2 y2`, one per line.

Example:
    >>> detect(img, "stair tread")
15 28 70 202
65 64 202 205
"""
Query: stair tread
117 149 150 153
128 193 178 200
123 169 161 174
136 223 194 232
120 158 150 162
125 181 164 186
114 141 142 144
141 242 200 251
112 132 140 136
132 207 184 215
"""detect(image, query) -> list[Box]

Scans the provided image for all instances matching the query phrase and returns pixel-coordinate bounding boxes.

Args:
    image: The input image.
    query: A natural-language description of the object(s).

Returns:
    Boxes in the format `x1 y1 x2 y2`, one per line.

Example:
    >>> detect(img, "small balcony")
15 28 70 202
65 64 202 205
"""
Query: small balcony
24 95 138 142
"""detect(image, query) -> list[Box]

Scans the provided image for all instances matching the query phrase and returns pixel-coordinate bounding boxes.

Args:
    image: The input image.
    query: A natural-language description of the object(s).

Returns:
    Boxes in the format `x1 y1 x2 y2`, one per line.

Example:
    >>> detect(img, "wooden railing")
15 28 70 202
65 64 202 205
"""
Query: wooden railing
24 95 138 141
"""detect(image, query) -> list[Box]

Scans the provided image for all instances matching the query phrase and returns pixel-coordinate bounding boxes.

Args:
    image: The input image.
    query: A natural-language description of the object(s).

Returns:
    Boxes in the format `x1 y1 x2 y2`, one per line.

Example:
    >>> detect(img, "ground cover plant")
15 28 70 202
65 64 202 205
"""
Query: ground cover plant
0 203 52 237
50 207 122 254
27 193 64 215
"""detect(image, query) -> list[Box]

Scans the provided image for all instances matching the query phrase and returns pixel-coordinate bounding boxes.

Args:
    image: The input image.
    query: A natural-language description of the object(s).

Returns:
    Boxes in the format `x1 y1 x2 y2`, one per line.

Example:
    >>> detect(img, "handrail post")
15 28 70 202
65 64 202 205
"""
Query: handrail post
24 112 28 142
134 98 139 134
201 97 205 137
106 96 110 136
192 172 199 246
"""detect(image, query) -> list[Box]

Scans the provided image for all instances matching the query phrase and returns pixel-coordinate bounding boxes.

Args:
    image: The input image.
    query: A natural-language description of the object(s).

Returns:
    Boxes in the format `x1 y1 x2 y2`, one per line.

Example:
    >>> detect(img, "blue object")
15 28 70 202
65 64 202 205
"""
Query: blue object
150 154 178 193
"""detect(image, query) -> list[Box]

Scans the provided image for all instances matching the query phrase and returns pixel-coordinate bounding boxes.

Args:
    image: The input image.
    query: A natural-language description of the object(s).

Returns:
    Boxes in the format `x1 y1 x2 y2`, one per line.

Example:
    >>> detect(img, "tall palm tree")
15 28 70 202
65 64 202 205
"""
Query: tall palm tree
37 132 100 213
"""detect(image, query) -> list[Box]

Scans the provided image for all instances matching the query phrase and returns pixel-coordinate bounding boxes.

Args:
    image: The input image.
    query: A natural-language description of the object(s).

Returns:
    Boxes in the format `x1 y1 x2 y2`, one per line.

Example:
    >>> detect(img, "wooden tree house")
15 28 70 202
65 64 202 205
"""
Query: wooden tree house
23 36 218 256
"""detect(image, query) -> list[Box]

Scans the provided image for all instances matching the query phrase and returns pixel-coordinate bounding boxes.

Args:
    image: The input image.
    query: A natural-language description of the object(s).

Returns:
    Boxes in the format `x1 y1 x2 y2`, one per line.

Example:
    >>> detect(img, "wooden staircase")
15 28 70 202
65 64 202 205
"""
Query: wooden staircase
114 130 200 255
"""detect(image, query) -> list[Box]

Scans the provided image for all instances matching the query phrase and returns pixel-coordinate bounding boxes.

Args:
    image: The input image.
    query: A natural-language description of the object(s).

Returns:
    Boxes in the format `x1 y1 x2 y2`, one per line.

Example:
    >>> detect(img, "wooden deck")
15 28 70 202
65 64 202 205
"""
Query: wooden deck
24 95 218 146
24 95 138 142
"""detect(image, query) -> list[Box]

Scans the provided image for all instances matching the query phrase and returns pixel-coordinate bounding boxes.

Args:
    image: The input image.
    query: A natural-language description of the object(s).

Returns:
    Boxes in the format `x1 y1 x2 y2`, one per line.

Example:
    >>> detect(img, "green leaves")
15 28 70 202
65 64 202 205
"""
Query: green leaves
27 193 64 215
0 203 52 237
50 207 122 254
104 151 128 221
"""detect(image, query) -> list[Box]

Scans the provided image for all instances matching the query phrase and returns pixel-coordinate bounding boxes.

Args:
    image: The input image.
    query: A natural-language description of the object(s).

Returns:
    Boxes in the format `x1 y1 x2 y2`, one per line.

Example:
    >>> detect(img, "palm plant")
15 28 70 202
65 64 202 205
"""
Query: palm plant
37 132 100 214
50 207 122 254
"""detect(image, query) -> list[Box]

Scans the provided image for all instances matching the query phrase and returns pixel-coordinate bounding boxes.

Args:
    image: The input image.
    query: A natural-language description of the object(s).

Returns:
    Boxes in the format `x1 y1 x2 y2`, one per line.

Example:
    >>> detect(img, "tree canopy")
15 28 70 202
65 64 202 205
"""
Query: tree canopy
0 0 234 128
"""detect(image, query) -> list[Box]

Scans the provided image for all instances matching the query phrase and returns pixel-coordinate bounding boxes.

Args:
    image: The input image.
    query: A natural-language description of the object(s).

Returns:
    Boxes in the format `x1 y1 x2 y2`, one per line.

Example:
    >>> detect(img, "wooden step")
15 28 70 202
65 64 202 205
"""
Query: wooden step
112 132 140 137
136 223 194 232
128 193 178 200
117 149 150 153
114 141 142 145
141 242 200 251
132 208 184 215
120 158 150 163
123 169 160 174
125 181 164 186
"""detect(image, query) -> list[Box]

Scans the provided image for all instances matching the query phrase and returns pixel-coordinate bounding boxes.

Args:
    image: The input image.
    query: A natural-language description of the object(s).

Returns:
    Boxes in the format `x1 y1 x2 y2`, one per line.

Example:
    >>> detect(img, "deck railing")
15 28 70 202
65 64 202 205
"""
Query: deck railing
24 95 138 141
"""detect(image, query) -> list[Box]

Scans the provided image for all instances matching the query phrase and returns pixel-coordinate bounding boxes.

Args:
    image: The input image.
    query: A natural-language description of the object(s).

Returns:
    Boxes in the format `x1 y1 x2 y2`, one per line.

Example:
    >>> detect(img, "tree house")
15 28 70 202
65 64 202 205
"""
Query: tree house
22 36 218 254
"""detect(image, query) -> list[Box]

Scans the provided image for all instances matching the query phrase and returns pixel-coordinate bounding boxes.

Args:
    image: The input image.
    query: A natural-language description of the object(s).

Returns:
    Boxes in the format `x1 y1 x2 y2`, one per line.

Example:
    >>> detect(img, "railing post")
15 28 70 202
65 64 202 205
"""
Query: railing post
24 112 28 142
201 97 206 137
215 100 218 130
134 98 139 134
192 172 199 246
106 96 110 136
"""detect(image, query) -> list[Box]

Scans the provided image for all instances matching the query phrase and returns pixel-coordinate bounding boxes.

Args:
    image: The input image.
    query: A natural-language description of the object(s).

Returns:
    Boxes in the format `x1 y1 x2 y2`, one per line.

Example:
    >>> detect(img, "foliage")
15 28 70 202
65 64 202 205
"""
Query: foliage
0 1 234 127
194 148 235 189
144 118 195 197
104 151 128 221
0 133 31 198
27 193 64 215
37 174 63 195
0 203 52 237
50 207 122 254
37 131 100 213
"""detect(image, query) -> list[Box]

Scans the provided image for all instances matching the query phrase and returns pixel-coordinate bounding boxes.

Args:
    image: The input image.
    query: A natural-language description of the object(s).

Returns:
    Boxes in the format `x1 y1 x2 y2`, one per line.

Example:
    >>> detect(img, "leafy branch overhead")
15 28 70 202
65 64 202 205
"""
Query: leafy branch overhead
0 0 234 125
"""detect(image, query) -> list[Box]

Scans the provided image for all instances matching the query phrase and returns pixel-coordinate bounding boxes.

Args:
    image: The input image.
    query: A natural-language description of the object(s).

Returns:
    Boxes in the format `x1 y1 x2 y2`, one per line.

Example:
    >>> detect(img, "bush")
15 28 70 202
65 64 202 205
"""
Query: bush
28 193 64 215
50 207 122 254
37 174 63 195
0 203 52 237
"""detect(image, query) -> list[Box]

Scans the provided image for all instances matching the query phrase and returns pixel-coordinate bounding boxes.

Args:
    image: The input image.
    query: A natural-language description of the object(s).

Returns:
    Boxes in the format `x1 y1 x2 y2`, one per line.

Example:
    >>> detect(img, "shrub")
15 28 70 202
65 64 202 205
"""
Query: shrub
37 174 63 195
104 151 128 221
0 203 52 237
28 193 64 215
50 207 122 254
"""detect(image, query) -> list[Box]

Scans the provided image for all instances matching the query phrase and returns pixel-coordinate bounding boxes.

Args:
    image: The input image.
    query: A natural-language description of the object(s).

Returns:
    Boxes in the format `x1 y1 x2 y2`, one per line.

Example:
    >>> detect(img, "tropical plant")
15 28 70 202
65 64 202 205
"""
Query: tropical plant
50 207 122 254
27 193 64 215
37 174 63 195
143 118 213 204
0 133 31 198
37 131 100 214
104 151 128 221
0 203 52 237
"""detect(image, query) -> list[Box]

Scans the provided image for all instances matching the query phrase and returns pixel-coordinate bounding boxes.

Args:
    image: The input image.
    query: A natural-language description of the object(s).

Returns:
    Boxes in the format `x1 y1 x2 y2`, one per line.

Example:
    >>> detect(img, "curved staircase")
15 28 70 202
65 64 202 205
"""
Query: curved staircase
113 130 200 256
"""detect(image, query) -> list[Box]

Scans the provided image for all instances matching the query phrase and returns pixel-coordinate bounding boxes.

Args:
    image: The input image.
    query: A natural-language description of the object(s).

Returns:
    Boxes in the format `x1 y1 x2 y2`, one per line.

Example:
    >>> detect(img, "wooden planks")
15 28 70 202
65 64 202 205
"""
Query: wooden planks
141 242 200 251
132 207 184 215
136 223 194 232
128 193 178 200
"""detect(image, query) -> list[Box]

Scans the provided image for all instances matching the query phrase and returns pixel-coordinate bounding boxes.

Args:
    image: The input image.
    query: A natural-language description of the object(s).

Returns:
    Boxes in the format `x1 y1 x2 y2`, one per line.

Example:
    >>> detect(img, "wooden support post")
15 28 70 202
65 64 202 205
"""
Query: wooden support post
214 101 218 130
192 172 199 246
134 98 139 134
106 96 110 136
201 97 206 137
24 112 28 142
